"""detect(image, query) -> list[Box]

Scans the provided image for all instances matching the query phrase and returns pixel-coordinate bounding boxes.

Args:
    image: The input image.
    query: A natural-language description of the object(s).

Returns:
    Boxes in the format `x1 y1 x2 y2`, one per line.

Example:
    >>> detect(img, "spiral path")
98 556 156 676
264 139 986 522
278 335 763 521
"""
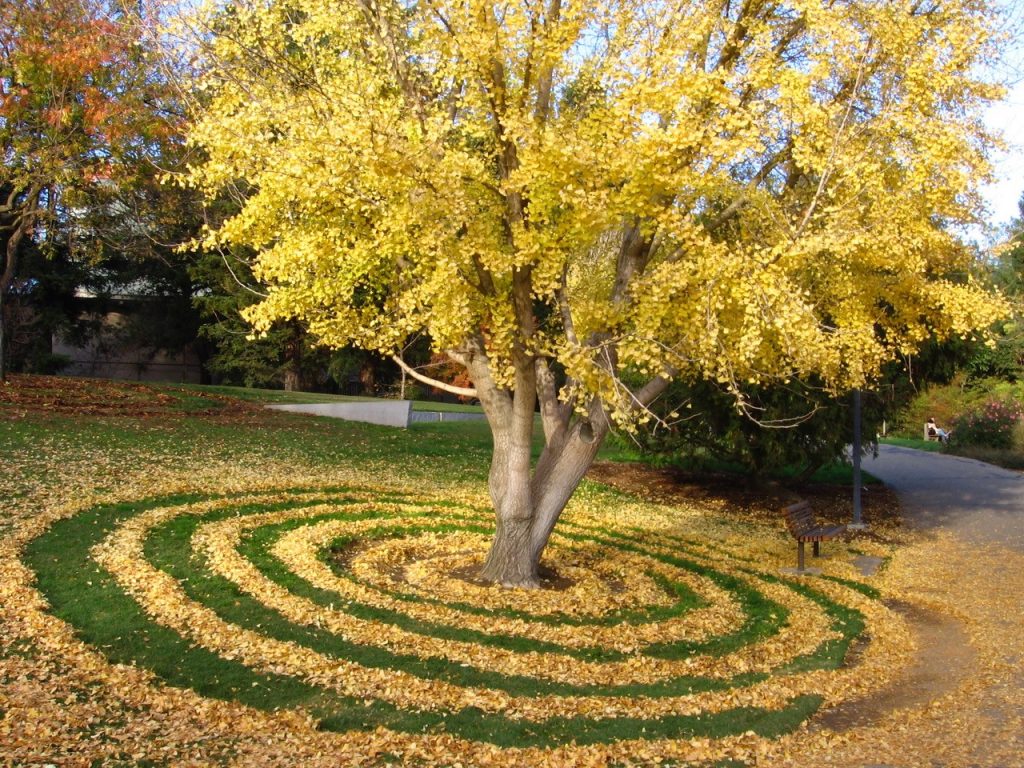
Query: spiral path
20 483 909 761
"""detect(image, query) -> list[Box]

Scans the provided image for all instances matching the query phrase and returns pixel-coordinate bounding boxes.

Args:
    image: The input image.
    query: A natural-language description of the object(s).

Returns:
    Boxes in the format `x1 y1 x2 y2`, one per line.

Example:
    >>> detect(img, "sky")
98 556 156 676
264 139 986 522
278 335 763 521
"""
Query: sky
981 80 1024 233
980 1 1024 232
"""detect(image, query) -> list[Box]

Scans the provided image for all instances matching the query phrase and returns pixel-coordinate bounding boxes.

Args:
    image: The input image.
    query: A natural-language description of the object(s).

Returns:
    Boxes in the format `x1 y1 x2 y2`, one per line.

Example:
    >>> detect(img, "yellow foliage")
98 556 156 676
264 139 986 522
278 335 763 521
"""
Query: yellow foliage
182 0 1009 414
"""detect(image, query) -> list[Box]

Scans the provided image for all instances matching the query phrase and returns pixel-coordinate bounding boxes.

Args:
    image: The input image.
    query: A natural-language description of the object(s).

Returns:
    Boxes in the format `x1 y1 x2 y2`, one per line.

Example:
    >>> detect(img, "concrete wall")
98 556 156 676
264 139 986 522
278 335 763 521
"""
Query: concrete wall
267 401 487 428
52 312 203 384
267 400 414 428
409 411 487 423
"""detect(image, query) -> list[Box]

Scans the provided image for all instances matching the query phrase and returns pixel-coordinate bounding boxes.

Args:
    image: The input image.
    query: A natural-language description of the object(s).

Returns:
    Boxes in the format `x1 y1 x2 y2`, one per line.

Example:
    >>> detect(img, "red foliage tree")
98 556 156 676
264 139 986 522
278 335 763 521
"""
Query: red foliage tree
0 0 170 378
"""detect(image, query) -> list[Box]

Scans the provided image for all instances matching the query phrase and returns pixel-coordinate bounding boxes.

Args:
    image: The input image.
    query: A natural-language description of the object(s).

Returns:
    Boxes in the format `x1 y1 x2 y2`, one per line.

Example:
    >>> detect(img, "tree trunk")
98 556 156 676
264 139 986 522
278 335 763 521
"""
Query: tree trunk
477 419 607 586
463 342 668 588
283 368 301 392
478 385 541 585
528 420 607 563
480 491 539 587
1 243 18 383
1 185 42 383
359 362 376 395
0 286 7 382
472 384 609 585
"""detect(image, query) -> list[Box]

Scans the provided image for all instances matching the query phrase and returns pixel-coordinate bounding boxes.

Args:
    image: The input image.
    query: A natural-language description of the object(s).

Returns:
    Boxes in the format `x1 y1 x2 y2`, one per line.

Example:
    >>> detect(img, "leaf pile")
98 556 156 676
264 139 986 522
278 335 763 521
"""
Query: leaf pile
0 374 253 417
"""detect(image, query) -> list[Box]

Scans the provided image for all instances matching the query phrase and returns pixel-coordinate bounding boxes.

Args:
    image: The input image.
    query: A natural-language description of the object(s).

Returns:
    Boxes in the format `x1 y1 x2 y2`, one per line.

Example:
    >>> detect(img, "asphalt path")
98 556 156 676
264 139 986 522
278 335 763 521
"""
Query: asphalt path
865 444 1024 551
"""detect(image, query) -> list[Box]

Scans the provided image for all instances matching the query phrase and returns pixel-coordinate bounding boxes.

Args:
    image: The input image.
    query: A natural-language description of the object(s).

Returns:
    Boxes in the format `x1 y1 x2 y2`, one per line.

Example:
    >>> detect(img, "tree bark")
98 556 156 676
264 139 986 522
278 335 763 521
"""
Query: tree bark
283 368 301 392
528 417 607 564
480 433 539 586
466 344 673 586
282 322 305 392
1 218 28 382
1 237 17 382
479 379 539 582
0 285 7 382
471 350 611 585
0 185 43 381
476 407 609 586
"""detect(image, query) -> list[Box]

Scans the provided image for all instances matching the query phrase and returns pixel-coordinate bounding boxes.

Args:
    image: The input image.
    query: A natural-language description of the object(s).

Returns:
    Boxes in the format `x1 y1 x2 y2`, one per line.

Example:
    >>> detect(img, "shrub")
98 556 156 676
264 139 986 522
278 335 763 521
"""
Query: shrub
951 399 1023 449
632 378 888 483
1013 419 1024 452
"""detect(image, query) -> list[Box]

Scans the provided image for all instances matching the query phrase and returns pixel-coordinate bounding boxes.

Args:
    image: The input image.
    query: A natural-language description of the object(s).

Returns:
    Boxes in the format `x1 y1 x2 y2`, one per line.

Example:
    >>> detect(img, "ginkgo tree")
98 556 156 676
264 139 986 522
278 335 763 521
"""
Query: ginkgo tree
183 0 1008 586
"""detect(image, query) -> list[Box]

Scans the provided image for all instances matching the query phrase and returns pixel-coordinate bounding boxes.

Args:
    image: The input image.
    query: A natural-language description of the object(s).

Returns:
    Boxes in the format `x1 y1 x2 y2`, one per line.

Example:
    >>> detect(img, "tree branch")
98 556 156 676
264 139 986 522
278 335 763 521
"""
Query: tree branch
634 369 677 408
2 183 44 293
611 221 653 305
533 0 562 124
706 141 793 232
557 265 579 347
793 48 871 238
472 254 497 296
536 357 570 444
391 354 478 398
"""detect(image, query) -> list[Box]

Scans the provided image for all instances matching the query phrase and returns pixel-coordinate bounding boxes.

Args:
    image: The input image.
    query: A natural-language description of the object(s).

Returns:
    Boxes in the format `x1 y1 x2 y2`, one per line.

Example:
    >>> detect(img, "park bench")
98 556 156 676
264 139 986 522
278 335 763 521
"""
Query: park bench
923 423 939 441
782 500 846 571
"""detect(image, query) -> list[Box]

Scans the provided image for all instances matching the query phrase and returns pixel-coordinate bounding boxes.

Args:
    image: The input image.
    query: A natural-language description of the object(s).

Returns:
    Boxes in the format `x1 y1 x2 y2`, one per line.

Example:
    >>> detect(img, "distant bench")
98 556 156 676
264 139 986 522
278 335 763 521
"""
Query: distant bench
782 500 846 571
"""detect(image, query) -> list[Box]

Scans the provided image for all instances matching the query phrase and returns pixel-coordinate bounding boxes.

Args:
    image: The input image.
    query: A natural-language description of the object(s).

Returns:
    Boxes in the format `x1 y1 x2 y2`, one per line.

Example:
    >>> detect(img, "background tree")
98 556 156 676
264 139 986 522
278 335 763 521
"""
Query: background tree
0 0 175 378
635 379 889 485
183 0 1008 586
1 236 89 373
71 157 210 377
191 245 400 391
192 246 325 391
962 194 1024 382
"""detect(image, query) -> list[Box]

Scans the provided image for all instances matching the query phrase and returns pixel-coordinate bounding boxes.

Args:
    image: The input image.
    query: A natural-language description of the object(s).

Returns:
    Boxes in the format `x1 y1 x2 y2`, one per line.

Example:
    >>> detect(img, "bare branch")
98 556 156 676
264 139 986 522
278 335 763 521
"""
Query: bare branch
734 391 822 428
794 44 873 238
200 207 268 298
390 354 478 398
706 141 792 232
633 370 677 408
2 183 44 293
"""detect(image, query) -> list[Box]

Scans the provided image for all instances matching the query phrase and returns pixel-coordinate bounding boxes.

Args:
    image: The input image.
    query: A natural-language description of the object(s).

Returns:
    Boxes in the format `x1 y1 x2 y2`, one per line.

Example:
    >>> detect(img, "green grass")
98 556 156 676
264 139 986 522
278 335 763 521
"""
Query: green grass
0 408 499 486
884 417 1024 472
943 445 1024 470
881 435 1024 470
880 437 943 452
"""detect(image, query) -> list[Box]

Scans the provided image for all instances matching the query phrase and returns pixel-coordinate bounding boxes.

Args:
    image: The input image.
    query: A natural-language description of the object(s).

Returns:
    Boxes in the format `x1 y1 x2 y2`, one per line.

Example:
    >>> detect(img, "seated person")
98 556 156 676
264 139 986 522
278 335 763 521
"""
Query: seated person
926 417 950 443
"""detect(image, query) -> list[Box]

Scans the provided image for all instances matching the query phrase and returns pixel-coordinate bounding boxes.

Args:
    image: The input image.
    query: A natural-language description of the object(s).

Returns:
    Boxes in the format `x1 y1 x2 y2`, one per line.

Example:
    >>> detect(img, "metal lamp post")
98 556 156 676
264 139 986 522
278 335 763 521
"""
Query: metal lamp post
850 389 868 530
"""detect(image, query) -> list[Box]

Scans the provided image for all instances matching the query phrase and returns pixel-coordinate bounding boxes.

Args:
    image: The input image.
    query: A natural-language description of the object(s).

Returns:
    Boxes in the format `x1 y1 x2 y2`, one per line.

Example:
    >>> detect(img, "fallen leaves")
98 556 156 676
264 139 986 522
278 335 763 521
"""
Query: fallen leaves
1 453 1021 767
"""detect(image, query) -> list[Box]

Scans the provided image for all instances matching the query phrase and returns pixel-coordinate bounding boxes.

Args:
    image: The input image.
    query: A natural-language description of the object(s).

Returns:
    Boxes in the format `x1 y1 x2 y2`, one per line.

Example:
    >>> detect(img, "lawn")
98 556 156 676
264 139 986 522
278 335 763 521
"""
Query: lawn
879 436 943 452
0 375 914 766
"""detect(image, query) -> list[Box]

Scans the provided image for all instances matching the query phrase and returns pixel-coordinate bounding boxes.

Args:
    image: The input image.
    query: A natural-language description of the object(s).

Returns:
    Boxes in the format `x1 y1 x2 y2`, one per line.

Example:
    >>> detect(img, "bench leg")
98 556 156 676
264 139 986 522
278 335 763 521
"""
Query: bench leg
798 541 805 571
813 541 820 558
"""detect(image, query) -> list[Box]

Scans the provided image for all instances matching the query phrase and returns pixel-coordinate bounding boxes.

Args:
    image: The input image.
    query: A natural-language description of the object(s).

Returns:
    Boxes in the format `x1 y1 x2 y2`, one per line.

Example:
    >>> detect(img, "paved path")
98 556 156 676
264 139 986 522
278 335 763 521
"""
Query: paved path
865 444 1024 551
858 444 1024 767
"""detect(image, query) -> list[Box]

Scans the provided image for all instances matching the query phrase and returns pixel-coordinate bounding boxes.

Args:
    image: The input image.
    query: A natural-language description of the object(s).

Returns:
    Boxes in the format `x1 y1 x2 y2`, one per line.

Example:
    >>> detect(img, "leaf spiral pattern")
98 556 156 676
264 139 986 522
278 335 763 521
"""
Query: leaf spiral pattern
22 484 909 762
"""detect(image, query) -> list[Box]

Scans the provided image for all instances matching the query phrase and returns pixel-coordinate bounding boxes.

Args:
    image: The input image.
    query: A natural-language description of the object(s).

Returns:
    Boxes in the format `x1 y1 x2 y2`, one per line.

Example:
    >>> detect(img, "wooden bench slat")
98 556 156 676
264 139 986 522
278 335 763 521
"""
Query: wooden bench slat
798 525 846 541
781 500 847 571
794 528 843 536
